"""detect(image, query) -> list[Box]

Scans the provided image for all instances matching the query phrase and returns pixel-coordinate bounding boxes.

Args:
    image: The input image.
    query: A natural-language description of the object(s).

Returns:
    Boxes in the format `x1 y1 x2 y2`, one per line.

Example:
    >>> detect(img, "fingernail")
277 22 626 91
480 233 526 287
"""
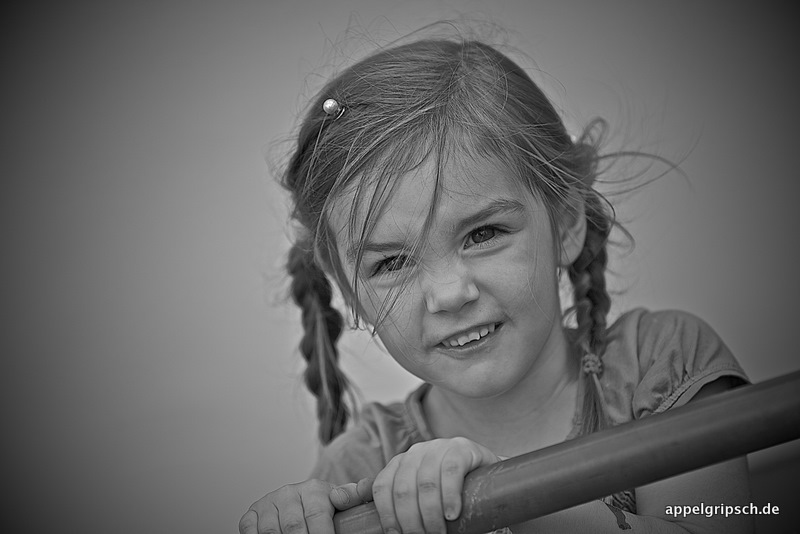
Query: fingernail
332 487 350 505
445 507 456 520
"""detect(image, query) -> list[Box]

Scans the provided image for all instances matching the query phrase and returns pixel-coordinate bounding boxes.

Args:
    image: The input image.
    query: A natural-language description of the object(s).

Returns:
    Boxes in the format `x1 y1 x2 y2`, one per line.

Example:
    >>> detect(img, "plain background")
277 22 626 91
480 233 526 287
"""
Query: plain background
3 1 799 532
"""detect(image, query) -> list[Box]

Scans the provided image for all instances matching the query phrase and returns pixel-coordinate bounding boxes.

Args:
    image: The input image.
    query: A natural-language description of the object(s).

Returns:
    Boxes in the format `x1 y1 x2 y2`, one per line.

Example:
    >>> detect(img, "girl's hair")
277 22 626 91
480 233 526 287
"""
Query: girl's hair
282 35 617 444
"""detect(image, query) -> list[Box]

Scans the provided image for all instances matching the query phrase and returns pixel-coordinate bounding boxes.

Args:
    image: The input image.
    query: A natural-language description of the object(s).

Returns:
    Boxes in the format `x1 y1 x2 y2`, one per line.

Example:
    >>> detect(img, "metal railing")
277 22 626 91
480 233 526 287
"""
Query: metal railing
333 371 800 534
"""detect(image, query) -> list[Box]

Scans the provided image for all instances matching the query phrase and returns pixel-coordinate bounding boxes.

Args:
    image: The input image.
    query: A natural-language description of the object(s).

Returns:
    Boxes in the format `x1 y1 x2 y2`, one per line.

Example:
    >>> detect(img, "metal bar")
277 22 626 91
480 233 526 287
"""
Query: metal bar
333 371 800 534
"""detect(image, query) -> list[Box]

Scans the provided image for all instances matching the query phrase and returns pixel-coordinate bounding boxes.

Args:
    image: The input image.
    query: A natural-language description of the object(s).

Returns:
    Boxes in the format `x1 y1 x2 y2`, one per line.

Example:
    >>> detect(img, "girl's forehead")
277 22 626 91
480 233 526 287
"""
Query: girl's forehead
328 156 536 249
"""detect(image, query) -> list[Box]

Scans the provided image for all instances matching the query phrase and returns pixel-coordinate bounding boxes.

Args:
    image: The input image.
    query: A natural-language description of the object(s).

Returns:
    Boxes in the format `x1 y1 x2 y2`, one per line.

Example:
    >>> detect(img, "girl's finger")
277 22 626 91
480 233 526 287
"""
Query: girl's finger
255 504 280 534
439 446 468 521
356 477 375 504
276 495 310 534
238 509 258 534
391 454 426 534
329 478 373 510
372 457 402 534
416 448 447 534
329 483 359 510
298 483 336 534
440 439 499 521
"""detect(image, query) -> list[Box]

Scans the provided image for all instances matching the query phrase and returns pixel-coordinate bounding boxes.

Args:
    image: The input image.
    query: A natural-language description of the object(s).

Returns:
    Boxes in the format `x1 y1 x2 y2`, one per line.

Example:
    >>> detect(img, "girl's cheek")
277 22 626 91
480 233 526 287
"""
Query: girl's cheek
363 278 418 313
349 280 381 317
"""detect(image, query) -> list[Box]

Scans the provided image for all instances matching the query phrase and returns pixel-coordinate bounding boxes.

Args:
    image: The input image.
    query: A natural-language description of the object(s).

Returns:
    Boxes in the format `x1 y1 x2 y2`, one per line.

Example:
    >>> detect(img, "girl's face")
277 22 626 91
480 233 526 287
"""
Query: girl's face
331 156 584 399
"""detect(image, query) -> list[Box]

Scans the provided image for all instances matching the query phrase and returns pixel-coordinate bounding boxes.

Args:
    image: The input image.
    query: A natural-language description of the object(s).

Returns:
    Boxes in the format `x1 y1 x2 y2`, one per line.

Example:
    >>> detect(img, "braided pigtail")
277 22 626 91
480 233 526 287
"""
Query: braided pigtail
287 242 350 444
567 188 614 434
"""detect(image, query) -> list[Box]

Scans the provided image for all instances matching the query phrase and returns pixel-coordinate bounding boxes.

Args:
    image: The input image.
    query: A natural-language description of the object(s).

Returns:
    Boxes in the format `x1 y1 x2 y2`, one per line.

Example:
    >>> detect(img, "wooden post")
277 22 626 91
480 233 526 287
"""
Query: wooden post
333 371 800 534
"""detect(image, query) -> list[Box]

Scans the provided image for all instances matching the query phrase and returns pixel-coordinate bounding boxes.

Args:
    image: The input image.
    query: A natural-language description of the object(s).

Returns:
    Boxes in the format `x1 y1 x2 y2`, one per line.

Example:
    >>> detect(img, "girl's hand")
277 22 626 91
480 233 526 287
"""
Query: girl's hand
239 478 370 534
371 437 499 534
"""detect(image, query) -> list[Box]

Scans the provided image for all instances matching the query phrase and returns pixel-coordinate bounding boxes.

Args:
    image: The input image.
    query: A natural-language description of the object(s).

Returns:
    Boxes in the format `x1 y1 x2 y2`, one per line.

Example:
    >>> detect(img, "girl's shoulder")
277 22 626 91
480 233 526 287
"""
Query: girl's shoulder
601 308 749 423
309 384 430 485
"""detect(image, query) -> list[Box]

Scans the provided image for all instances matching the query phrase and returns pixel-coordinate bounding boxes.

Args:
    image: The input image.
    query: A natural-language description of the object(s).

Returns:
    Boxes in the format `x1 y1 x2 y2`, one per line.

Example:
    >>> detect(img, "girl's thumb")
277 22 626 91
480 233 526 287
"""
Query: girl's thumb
329 477 374 510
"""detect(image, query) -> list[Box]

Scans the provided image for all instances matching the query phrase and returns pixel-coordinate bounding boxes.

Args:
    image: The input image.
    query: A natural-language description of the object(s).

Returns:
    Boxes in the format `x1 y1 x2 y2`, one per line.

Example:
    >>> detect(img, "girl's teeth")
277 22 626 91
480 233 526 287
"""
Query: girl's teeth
444 324 497 347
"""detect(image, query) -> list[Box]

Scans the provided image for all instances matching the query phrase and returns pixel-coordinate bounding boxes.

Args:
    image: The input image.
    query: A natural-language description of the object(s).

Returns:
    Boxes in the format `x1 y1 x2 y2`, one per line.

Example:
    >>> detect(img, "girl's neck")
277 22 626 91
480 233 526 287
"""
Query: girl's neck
422 329 580 457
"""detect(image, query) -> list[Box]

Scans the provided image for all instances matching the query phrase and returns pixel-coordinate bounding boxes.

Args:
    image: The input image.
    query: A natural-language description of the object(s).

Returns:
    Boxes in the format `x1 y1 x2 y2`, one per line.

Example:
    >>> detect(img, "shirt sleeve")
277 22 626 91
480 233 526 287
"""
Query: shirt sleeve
631 309 749 419
308 423 387 485
308 399 423 485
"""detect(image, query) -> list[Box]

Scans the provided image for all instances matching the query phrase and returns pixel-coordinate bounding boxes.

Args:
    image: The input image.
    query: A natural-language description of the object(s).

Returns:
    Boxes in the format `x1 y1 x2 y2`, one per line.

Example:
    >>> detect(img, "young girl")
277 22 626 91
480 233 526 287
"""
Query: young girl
240 33 753 534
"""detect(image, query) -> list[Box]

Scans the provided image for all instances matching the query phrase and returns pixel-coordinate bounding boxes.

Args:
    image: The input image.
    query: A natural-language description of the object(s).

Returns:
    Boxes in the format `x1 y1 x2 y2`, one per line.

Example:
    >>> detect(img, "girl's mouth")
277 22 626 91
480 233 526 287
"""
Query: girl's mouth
440 322 502 349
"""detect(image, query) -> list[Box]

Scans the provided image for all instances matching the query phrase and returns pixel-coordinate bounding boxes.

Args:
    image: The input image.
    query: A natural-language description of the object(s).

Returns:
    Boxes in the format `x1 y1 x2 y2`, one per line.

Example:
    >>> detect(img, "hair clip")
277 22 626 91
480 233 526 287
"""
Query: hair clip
581 353 603 376
322 98 345 119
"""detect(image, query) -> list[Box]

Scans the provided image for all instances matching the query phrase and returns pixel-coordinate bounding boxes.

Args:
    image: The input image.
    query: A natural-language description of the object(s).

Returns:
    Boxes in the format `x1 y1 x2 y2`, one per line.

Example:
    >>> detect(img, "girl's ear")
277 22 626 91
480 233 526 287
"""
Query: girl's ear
558 207 587 267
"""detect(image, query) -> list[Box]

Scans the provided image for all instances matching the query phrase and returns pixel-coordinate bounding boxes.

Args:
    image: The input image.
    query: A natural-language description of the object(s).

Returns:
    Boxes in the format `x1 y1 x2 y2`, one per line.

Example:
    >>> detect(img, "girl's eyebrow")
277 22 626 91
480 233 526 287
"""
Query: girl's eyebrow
346 238 408 264
448 198 526 234
346 198 526 264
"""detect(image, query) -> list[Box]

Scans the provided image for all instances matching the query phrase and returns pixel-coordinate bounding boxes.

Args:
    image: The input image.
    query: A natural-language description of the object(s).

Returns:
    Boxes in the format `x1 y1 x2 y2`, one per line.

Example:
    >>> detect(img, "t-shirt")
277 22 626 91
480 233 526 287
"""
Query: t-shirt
310 308 749 520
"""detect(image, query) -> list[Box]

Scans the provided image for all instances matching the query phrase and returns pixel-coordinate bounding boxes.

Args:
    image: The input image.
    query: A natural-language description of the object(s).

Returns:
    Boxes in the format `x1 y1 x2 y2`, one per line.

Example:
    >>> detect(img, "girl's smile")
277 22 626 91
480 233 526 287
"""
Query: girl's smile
331 154 586 400
432 321 504 360
436 320 499 349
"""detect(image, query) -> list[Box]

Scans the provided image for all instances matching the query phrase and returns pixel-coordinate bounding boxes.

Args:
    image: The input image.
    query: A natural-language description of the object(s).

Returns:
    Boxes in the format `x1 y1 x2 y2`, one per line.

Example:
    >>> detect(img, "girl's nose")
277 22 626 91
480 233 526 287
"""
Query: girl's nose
421 260 480 314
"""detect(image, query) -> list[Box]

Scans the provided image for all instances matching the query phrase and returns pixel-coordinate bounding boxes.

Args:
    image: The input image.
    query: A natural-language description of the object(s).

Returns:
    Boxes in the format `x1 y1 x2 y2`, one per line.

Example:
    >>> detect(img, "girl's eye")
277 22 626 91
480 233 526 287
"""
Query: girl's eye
466 226 499 247
371 255 410 276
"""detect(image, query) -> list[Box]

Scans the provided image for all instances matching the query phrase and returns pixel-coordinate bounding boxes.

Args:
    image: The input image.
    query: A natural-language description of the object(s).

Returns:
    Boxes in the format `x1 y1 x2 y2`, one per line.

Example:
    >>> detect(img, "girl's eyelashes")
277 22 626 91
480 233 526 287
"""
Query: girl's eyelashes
465 225 505 248
370 255 412 277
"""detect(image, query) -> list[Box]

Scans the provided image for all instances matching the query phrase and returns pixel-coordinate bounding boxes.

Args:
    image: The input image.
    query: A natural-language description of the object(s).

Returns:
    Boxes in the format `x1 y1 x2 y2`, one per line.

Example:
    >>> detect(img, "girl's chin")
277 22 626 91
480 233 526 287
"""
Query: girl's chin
433 370 520 400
